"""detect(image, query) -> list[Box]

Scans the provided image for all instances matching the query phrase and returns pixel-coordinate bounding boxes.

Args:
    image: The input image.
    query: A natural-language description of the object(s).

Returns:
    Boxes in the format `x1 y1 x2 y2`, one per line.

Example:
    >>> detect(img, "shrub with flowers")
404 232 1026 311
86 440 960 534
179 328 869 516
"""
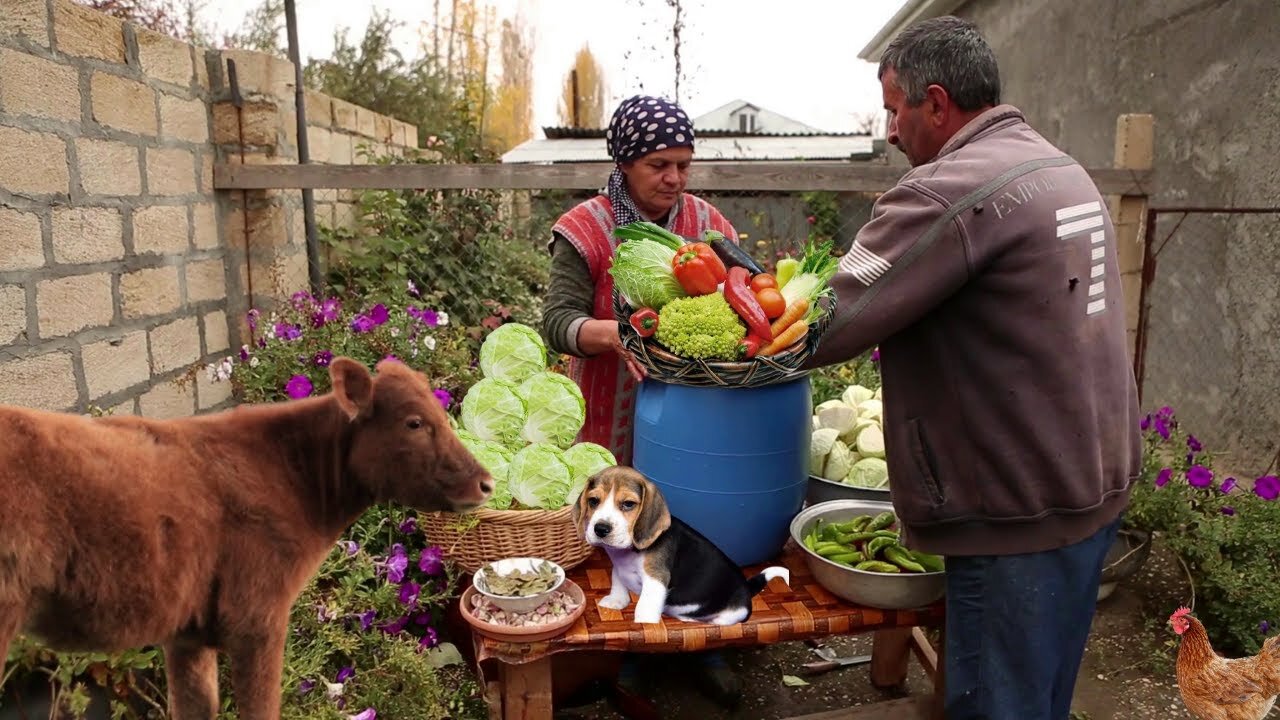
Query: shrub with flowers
1124 405 1280 656
217 282 482 408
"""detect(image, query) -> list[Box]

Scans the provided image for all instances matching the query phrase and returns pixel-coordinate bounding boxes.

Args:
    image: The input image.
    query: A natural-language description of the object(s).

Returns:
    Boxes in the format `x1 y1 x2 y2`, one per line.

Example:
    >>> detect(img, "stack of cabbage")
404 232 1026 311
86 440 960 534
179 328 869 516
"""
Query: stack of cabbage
453 323 616 511
810 384 889 489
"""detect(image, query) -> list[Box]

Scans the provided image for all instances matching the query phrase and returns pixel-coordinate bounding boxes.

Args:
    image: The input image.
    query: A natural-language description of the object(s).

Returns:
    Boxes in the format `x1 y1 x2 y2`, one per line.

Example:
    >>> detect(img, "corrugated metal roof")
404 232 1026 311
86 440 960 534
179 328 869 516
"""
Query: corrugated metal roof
501 135 880 164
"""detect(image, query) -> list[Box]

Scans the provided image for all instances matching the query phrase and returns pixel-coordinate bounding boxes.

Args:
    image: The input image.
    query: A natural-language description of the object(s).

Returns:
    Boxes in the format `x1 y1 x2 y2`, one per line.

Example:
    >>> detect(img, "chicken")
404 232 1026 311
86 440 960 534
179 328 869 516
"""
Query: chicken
1170 606 1280 720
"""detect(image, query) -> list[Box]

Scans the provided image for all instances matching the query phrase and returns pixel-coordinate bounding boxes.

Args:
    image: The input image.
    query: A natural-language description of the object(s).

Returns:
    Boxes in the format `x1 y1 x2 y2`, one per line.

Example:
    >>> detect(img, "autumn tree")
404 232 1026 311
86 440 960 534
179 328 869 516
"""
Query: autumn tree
558 44 607 128
485 13 534 153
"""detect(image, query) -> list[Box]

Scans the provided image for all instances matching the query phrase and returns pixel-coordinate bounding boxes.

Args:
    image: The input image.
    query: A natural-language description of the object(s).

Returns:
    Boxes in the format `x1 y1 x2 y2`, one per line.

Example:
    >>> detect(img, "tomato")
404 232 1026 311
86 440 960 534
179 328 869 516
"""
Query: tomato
749 273 778 293
755 288 786 319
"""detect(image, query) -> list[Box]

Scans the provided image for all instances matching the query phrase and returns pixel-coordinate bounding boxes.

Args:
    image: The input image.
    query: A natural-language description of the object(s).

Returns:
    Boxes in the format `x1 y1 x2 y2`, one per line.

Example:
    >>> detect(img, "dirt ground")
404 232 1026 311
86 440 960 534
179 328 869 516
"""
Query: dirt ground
552 537 1258 720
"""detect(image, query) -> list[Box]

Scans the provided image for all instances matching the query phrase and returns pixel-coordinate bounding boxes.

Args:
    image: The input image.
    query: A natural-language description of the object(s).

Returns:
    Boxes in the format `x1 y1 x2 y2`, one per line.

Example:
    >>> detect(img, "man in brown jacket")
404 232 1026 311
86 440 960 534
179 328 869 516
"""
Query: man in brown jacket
802 16 1142 720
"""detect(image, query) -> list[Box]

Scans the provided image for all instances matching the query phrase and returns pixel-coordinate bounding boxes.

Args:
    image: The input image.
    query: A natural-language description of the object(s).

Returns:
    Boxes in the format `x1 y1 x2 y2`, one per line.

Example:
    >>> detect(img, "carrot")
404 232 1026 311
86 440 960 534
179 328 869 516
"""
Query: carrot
760 319 809 356
770 298 809 337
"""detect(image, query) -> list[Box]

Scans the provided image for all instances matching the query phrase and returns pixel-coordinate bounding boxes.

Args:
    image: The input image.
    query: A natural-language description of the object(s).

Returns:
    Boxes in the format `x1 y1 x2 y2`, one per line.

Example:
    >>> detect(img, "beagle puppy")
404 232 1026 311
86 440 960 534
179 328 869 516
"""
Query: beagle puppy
573 466 790 625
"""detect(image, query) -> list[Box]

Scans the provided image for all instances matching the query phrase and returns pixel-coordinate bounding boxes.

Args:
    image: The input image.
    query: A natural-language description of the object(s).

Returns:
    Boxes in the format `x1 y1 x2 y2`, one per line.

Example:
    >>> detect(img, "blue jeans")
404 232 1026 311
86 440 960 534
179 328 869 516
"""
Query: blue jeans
943 517 1121 720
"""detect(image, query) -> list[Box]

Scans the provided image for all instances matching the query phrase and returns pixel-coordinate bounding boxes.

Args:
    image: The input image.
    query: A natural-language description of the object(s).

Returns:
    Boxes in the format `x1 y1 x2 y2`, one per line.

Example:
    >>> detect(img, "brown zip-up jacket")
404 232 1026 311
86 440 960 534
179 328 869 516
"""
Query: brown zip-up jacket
803 105 1141 557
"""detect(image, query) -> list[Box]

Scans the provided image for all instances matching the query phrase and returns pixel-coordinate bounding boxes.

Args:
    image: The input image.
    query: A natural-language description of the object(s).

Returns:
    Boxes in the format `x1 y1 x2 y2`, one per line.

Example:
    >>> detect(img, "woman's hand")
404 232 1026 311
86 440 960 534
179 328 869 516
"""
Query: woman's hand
578 319 648 383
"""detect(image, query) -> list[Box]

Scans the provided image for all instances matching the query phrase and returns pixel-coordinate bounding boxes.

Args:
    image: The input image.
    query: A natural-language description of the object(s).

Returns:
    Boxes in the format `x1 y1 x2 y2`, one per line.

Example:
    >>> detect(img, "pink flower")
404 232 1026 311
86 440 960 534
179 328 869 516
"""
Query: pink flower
285 375 313 399
1154 468 1172 487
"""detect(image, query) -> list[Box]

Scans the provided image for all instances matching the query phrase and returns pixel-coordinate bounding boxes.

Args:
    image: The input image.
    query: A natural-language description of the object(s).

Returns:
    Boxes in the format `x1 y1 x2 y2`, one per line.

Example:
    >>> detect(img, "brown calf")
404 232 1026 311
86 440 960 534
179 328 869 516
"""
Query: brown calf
0 357 491 719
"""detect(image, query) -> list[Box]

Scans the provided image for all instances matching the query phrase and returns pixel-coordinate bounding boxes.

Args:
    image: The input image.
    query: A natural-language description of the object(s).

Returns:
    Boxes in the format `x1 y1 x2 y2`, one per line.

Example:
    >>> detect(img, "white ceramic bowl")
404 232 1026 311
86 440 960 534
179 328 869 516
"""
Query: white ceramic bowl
472 557 567 613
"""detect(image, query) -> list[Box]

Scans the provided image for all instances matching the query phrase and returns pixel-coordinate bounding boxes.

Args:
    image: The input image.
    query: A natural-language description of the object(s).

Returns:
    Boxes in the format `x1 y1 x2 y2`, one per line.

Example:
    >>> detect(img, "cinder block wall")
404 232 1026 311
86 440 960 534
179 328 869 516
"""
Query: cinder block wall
0 0 416 418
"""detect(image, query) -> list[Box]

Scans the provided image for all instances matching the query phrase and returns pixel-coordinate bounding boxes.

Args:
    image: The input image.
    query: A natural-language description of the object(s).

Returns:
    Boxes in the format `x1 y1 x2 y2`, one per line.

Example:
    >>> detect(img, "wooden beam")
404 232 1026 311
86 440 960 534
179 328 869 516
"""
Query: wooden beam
213 161 1154 196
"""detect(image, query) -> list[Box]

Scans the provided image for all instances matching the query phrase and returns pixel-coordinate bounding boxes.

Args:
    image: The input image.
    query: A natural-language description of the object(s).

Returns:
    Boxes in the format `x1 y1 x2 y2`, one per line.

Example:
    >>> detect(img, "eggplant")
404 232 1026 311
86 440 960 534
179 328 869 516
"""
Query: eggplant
703 229 766 275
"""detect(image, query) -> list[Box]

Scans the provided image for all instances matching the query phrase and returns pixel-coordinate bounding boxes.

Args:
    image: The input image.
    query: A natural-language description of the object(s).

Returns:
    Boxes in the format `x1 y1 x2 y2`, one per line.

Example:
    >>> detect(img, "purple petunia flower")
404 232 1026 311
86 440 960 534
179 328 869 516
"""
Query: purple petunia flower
1155 467 1172 487
285 374 313 399
1220 477 1238 494
433 388 452 409
317 605 336 622
1187 435 1203 453
1262 620 1271 634
419 308 440 327
385 544 409 584
870 348 880 363
341 540 359 556
291 290 316 311
1255 475 1280 501
247 308 260 331
335 666 354 684
1186 465 1213 488
275 322 302 341
348 708 376 720
1153 417 1171 440
380 614 409 635
312 298 341 328
314 350 334 367
299 679 316 695
419 546 444 576
418 627 439 651
239 344 251 362
1139 414 1151 431
398 581 420 606
351 315 376 334
383 354 400 364
413 611 431 626
399 517 417 534
368 303 390 326
358 610 376 632
1221 506 1236 516
407 279 420 297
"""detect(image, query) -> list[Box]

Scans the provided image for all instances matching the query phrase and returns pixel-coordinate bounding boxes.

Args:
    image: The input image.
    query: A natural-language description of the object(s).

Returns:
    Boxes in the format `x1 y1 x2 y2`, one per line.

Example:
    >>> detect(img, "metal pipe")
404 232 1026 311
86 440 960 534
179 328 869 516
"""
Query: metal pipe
284 0 322 296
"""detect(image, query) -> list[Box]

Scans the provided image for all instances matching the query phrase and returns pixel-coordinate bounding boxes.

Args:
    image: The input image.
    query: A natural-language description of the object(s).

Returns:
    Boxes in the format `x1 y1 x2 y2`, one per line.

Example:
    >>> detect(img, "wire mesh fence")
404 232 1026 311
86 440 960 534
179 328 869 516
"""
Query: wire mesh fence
1137 208 1280 478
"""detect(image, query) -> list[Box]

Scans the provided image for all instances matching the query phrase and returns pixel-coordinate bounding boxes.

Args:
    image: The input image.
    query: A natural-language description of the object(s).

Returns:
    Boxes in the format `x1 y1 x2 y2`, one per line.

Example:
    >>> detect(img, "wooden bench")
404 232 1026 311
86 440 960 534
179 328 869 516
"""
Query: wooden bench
466 543 945 719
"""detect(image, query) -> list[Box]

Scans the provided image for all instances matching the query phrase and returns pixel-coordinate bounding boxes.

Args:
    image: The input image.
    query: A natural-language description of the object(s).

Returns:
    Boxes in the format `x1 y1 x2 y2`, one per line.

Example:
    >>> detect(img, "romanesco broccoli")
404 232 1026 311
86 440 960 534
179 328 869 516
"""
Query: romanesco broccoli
654 293 746 360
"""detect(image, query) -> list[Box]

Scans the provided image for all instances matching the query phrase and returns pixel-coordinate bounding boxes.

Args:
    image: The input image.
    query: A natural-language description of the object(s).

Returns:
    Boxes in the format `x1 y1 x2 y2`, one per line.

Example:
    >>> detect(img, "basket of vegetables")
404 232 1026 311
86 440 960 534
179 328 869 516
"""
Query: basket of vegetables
422 323 615 574
610 221 838 388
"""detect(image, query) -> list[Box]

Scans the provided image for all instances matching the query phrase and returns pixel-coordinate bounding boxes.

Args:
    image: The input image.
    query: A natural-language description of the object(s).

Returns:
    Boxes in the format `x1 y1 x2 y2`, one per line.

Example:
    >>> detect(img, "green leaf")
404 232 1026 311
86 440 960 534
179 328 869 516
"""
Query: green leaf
422 642 464 668
782 674 810 687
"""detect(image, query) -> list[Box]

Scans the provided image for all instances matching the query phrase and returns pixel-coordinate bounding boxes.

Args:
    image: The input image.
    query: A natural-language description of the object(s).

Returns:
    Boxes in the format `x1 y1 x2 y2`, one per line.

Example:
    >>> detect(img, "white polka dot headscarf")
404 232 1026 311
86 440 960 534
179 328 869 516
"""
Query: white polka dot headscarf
605 94 695 163
605 95 696 229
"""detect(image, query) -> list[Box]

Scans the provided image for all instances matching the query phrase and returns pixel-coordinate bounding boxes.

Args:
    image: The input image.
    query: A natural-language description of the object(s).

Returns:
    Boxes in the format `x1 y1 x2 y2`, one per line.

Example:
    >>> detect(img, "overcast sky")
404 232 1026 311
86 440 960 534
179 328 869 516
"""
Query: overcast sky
198 0 908 137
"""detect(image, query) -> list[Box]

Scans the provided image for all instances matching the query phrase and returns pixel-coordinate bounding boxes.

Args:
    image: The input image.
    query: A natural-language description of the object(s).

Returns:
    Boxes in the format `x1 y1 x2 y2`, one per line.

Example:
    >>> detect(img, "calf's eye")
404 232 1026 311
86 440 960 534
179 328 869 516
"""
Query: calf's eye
406 418 423 430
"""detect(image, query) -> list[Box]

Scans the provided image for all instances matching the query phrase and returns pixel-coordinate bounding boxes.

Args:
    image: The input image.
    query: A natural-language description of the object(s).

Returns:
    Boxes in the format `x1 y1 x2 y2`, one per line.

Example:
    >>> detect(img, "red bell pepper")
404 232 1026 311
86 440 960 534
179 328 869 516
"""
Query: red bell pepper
629 308 659 338
723 266 774 341
737 334 763 359
671 242 727 296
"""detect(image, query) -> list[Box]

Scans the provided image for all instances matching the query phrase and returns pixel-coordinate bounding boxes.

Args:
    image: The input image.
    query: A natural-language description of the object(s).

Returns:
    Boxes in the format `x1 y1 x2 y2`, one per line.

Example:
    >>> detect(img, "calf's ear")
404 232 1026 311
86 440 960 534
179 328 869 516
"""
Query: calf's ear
330 357 374 421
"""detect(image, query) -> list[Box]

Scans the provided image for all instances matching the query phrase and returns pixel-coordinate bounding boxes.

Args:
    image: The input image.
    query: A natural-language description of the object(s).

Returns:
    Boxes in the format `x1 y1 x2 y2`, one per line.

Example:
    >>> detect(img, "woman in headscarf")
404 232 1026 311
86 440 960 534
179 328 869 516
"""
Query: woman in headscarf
541 95 739 468
539 95 745 710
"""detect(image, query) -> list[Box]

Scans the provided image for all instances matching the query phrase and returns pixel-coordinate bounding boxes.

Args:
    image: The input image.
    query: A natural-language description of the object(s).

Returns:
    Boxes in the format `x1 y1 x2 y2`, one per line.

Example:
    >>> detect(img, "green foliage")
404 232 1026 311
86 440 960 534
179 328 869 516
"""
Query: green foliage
801 191 841 242
321 147 551 331
1124 406 1280 656
808 349 881 405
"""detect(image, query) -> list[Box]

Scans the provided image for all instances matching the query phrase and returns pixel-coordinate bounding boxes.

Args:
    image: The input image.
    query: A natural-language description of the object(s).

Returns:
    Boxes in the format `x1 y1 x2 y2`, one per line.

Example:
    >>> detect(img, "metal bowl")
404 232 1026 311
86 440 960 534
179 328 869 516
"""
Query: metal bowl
806 473 891 505
789 499 946 610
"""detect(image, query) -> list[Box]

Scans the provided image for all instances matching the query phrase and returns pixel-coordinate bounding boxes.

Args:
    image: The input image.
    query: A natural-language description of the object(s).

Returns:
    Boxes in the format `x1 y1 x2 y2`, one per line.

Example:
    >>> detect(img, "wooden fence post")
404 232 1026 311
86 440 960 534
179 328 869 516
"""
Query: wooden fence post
1109 113 1155 366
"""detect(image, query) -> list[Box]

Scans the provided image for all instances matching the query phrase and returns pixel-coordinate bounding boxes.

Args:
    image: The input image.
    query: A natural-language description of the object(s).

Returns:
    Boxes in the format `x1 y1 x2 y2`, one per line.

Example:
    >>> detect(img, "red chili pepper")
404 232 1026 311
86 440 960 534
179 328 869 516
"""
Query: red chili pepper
629 308 659 338
671 242 727 296
737 334 763 359
723 266 774 341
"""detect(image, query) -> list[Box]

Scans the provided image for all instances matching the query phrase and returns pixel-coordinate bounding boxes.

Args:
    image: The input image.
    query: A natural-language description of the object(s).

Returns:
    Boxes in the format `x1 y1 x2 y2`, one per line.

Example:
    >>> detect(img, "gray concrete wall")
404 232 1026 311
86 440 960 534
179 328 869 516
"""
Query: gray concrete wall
953 0 1280 472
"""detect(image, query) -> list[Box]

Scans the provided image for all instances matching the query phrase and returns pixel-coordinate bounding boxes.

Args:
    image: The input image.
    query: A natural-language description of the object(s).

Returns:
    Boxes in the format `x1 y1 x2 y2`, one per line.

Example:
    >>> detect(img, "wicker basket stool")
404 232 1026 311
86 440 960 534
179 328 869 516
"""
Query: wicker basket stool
421 505 594 575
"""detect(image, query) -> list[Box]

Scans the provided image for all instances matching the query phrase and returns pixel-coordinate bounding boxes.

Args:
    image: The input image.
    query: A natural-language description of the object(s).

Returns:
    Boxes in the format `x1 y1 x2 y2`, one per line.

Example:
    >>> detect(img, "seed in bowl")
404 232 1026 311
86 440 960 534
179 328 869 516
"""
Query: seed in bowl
480 560 559 597
470 590 581 627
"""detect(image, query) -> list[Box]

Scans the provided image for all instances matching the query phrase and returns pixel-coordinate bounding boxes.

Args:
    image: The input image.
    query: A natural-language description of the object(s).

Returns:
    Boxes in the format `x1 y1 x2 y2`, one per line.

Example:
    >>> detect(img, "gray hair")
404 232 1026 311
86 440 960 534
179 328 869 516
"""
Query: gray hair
878 16 1001 112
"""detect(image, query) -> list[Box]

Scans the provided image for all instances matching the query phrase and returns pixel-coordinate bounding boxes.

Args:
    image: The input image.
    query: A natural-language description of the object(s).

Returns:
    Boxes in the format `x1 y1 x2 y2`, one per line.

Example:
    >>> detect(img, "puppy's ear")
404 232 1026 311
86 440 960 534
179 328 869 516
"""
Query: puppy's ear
572 475 597 534
631 476 671 550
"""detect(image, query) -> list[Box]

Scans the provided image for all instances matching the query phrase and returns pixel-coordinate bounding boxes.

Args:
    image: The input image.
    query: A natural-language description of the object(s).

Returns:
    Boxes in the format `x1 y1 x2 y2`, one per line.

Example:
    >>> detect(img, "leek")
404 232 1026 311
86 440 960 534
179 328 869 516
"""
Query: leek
779 238 840 321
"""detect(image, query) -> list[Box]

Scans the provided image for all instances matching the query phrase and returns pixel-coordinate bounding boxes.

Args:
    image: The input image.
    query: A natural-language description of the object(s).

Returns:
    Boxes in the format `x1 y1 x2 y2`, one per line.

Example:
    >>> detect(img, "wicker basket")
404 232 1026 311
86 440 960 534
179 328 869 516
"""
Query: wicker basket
613 291 836 388
420 505 594 575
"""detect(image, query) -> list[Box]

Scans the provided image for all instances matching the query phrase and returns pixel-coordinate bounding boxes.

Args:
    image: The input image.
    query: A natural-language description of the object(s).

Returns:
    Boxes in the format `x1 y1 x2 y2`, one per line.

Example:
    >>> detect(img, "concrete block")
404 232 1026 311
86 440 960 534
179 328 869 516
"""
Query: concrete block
192 203 219 249
134 27 193 87
36 272 113 337
0 48 80 123
138 380 195 419
81 331 149 398
133 205 190 255
202 309 230 354
197 371 233 409
0 285 26 344
76 137 142 196
159 94 209 144
0 207 45 271
1 0 49 47
149 315 200 374
185 258 226 304
51 206 124 264
0 351 77 410
119 265 180 319
90 71 157 137
0 125 69 196
145 147 198 195
52 0 125 63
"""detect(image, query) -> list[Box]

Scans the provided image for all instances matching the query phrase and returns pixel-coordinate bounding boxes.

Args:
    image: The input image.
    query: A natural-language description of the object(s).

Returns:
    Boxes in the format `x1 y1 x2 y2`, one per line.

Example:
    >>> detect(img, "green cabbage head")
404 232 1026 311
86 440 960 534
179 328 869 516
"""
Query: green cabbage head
517 371 586 449
561 442 617 504
479 323 547 384
608 239 687 310
460 378 527 446
507 443 574 509
459 434 515 510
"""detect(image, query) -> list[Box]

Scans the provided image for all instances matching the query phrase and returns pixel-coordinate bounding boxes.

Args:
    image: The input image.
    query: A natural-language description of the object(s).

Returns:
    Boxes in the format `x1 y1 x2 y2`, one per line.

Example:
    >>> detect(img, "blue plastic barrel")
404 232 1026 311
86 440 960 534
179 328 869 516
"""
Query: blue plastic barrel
631 376 812 566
